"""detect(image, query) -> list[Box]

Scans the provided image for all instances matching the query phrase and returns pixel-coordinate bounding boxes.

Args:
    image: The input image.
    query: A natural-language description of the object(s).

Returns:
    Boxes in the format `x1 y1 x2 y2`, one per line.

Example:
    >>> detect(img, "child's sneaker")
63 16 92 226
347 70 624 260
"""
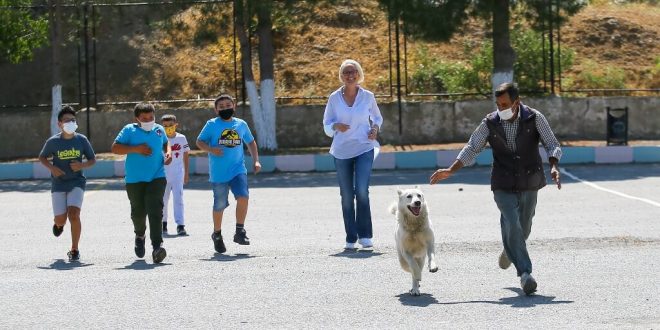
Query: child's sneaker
211 232 226 254
67 250 80 262
52 224 64 237
233 228 250 245
344 242 357 250
134 236 146 258
152 246 167 264
177 225 187 236
162 222 168 234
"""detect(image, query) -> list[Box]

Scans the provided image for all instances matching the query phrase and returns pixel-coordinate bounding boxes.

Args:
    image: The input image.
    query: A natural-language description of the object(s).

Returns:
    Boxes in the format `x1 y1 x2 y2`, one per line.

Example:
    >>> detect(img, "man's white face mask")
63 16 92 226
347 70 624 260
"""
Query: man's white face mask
498 100 518 120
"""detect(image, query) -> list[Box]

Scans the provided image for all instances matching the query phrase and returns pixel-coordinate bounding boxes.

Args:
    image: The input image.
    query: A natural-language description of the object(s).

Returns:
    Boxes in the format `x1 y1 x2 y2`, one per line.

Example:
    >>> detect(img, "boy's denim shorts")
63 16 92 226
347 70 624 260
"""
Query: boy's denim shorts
211 174 249 211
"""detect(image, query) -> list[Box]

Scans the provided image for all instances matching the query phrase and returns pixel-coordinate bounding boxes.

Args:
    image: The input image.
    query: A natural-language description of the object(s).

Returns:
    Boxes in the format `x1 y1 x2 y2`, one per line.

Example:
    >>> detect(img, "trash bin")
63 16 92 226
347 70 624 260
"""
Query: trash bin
606 106 628 146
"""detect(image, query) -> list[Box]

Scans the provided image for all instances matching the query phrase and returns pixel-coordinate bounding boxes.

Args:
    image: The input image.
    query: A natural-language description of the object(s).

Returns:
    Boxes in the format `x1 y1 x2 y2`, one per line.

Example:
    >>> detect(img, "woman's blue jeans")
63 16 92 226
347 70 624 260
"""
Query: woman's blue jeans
334 149 374 243
493 190 538 277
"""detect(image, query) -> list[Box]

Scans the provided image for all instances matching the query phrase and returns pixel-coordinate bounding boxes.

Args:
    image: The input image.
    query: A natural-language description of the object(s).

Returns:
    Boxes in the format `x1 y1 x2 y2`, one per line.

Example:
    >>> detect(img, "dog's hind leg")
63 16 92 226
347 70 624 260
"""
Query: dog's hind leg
398 252 411 273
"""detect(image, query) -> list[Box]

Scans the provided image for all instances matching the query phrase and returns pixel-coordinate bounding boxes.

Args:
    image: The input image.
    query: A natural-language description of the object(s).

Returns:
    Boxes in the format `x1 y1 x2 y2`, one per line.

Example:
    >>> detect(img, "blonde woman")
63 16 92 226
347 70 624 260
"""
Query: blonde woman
323 59 383 250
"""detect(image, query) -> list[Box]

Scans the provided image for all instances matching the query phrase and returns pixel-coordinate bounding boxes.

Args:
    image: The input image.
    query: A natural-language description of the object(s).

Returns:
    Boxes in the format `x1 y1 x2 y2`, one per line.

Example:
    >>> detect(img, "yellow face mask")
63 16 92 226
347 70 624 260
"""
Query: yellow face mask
164 125 177 136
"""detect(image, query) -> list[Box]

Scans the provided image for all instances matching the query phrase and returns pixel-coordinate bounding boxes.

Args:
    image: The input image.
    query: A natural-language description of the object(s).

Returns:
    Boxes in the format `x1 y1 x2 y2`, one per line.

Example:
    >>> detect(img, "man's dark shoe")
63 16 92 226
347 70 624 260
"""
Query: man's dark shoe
67 250 80 262
52 224 64 237
162 222 168 234
177 225 187 236
134 236 146 258
211 232 226 254
152 246 167 264
233 228 250 245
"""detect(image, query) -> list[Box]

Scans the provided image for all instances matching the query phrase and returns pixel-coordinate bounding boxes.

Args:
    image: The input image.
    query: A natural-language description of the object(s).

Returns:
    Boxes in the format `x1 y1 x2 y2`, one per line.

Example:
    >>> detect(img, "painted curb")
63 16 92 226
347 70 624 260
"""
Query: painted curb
2 145 658 180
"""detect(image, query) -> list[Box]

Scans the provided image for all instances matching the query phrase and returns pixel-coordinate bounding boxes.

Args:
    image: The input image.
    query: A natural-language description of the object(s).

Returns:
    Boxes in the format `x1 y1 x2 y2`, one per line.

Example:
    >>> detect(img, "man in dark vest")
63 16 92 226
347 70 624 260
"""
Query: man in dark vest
429 82 562 295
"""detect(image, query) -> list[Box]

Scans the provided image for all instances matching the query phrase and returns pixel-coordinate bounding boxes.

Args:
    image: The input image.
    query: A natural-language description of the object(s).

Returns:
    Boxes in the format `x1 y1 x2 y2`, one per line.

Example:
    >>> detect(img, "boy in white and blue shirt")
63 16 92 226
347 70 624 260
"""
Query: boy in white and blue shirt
111 102 172 264
196 94 261 254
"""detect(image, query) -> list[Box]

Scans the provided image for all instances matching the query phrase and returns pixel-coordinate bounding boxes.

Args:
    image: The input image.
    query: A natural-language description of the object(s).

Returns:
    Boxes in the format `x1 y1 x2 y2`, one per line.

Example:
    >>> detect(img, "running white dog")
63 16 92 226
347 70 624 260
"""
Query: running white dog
390 186 438 296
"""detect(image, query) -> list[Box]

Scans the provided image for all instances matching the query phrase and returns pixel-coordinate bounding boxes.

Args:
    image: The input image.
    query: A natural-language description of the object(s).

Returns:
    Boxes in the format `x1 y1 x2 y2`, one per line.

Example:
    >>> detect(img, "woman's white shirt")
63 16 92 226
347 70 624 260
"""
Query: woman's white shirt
322 86 383 159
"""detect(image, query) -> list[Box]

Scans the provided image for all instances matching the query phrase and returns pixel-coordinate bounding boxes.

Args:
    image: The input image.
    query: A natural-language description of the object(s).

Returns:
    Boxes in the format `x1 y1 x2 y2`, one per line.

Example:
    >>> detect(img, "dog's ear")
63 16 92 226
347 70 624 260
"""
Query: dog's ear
414 185 421 190
397 189 403 196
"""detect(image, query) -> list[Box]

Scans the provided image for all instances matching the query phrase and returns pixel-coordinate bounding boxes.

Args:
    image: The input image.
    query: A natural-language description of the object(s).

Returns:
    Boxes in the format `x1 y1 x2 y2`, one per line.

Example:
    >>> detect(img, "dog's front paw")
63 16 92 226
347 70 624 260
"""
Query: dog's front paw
409 288 421 296
429 263 439 273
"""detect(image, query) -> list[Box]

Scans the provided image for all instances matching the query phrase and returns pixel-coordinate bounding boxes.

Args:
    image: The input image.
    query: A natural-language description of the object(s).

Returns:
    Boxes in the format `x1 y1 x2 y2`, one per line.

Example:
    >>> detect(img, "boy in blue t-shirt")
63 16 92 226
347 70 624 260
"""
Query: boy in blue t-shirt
111 102 172 264
39 106 96 262
196 94 261 254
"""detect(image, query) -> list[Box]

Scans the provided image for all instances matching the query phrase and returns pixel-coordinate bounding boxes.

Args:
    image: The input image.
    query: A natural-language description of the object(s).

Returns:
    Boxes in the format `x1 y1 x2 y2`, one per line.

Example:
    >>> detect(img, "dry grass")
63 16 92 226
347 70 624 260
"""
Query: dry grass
126 1 658 103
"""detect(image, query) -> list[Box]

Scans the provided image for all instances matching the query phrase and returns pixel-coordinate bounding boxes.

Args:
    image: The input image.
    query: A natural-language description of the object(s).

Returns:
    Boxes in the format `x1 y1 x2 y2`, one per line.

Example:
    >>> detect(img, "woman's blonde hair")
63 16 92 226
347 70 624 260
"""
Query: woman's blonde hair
338 59 365 84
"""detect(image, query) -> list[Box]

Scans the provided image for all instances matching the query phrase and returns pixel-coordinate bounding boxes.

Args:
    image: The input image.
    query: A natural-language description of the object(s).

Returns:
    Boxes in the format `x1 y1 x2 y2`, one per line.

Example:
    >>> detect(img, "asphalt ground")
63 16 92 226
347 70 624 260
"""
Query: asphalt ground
1 163 659 329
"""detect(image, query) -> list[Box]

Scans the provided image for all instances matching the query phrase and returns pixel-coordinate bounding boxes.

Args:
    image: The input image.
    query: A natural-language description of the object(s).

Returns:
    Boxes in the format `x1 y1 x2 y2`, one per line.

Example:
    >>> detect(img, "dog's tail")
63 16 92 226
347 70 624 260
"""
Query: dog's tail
388 203 397 215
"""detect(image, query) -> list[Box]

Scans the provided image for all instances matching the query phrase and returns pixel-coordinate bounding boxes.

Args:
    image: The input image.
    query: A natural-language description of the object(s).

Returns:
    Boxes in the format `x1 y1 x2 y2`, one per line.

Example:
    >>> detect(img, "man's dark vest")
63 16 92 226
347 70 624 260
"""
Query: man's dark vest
485 104 546 192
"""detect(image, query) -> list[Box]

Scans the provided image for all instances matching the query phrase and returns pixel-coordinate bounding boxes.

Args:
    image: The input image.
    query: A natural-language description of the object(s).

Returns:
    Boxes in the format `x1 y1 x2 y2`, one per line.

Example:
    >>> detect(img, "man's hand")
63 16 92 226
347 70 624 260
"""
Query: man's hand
551 165 561 190
253 161 262 174
333 123 350 132
134 144 152 156
70 160 84 172
430 168 453 184
209 147 223 156
164 153 173 165
50 166 65 177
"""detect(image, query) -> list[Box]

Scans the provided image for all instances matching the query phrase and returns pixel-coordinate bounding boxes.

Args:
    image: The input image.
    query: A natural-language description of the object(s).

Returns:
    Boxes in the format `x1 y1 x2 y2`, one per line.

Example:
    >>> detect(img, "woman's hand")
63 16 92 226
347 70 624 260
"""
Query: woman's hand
368 125 378 140
333 123 350 132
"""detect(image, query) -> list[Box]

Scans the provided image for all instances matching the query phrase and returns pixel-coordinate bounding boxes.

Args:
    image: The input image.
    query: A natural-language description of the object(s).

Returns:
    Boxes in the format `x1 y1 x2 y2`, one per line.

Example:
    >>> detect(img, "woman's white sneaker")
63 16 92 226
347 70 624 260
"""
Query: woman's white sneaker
344 242 357 249
358 238 373 248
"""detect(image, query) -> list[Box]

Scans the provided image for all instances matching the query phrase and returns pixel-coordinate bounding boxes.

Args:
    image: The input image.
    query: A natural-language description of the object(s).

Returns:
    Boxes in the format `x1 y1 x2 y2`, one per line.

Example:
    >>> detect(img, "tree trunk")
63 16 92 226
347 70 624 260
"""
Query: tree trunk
49 0 62 136
491 0 515 96
256 1 277 150
234 0 278 151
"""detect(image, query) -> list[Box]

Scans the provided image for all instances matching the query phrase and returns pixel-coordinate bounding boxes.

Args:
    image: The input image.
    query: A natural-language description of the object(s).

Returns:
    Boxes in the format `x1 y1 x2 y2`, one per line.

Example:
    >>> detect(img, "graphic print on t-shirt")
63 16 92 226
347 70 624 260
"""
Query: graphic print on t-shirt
57 147 82 160
172 143 182 158
218 129 241 148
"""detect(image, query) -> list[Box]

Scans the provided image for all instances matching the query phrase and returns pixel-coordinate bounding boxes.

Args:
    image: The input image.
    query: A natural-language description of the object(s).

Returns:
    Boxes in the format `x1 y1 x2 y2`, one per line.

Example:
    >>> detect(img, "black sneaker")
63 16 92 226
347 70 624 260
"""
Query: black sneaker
52 224 64 237
162 222 168 234
152 246 167 264
211 232 226 254
177 225 187 236
67 250 80 262
134 236 146 258
233 228 250 245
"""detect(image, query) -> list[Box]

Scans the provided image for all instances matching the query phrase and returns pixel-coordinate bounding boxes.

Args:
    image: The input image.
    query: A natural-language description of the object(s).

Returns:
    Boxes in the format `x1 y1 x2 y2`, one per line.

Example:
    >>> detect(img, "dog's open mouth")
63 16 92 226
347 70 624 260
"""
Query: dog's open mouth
407 205 421 216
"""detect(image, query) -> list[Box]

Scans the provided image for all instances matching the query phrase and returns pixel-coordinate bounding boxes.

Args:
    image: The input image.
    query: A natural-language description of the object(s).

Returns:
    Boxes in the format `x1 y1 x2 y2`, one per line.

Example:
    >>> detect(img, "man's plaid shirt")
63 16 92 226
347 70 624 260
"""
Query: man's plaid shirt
457 104 562 167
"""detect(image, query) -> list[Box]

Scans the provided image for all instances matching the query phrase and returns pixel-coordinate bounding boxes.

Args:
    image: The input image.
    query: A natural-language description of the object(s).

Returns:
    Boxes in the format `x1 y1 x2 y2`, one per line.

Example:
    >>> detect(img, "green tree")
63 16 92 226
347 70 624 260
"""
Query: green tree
0 0 48 64
380 0 585 94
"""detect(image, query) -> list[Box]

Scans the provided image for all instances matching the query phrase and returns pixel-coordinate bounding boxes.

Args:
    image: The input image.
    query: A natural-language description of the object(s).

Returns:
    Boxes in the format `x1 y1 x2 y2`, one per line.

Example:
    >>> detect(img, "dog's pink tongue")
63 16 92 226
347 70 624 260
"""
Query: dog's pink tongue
409 206 421 216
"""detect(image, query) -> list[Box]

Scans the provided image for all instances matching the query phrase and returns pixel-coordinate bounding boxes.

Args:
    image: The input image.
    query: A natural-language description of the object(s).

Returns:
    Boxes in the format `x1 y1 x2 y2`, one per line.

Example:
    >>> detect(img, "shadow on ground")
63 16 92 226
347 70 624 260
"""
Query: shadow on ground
199 253 256 262
436 287 574 308
115 259 171 270
37 259 94 270
329 249 385 259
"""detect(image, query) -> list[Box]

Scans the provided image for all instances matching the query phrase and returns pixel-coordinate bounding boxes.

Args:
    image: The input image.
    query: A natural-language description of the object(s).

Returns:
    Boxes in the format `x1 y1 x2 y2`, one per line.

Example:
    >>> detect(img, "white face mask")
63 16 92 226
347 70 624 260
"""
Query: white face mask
62 121 78 134
140 120 155 131
498 101 518 121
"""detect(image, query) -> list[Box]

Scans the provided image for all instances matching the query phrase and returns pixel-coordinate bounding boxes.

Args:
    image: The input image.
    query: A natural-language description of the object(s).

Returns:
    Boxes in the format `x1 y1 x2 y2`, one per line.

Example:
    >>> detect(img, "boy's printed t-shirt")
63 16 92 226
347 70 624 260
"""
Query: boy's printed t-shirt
165 133 190 177
39 133 96 192
197 117 254 183
114 123 168 183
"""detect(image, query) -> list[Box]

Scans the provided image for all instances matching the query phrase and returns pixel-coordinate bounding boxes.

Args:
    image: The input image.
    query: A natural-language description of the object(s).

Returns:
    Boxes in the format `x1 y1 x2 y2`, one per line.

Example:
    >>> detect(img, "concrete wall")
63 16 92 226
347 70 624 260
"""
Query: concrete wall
2 96 658 159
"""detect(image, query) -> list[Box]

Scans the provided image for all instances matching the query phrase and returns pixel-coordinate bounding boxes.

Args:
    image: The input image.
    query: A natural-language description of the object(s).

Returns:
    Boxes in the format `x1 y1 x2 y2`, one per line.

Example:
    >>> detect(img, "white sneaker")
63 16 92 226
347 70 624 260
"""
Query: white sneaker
520 272 537 295
358 238 373 248
499 250 511 269
344 242 357 249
